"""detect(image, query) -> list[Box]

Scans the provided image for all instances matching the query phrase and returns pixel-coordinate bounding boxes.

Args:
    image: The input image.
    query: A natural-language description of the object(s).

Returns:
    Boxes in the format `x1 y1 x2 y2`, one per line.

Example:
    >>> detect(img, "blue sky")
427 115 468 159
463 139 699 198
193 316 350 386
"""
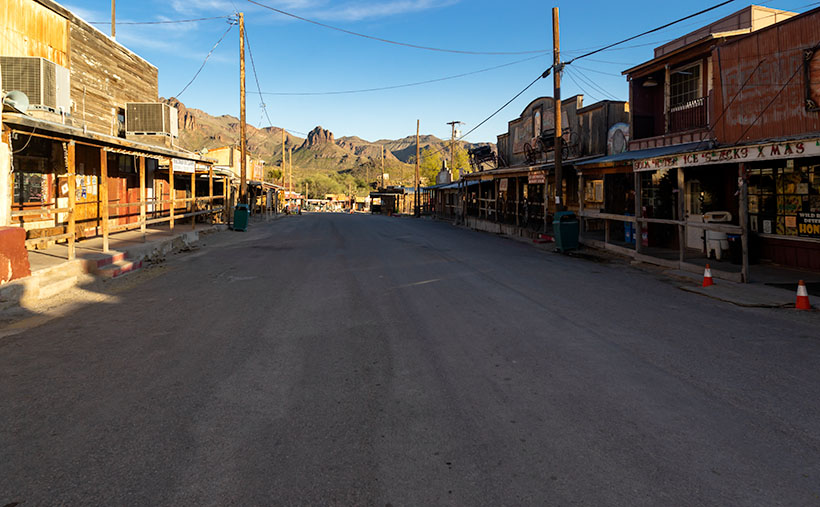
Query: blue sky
63 0 817 143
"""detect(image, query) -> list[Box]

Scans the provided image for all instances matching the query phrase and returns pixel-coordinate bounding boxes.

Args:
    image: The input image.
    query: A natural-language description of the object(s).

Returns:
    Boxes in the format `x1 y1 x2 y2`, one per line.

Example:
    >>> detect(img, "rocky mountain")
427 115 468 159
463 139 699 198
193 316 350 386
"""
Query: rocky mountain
164 97 495 188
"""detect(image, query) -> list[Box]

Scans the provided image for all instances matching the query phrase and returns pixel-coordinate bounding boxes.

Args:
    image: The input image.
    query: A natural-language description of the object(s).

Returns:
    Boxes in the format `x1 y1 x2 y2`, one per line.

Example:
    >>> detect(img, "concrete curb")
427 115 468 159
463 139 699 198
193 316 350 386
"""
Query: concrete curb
0 224 227 312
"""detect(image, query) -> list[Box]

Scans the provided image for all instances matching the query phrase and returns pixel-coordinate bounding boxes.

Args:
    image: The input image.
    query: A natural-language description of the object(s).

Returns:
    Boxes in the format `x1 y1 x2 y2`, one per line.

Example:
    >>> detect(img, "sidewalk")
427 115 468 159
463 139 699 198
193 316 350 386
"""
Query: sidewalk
1 222 226 311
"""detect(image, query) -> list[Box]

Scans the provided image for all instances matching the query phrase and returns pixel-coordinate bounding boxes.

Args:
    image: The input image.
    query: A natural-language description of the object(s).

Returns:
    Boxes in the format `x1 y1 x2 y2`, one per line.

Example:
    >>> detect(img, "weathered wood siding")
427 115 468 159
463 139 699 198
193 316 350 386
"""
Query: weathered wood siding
0 0 69 66
713 8 820 143
69 20 159 136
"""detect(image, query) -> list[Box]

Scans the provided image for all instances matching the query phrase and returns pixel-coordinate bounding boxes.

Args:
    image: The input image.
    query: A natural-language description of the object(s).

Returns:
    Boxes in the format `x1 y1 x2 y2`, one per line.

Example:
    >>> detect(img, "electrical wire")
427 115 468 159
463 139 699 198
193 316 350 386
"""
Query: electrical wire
564 68 602 102
175 19 237 98
249 54 545 96
565 0 735 64
566 66 620 100
246 0 549 55
692 58 765 151
734 57 807 144
243 24 275 131
89 16 230 25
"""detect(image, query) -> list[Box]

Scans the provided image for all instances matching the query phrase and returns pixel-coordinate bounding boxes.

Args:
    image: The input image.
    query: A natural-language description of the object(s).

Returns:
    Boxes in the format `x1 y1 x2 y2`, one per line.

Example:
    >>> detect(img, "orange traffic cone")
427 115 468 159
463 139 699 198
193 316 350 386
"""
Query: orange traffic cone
795 280 811 310
702 264 714 287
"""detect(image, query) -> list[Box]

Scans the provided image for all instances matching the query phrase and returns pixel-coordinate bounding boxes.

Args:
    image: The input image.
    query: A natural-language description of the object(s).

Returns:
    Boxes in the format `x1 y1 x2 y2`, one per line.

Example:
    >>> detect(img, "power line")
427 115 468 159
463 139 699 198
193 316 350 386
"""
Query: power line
565 0 735 64
243 24 275 130
734 57 807 144
564 67 602 102
246 0 549 55
175 18 237 98
693 58 765 151
249 54 545 96
89 16 229 25
566 66 620 100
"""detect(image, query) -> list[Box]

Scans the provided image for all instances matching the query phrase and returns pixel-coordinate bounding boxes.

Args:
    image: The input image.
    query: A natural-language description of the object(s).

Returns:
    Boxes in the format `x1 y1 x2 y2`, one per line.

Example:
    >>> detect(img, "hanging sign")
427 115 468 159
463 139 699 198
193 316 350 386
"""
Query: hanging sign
528 172 545 184
499 178 509 191
172 158 196 174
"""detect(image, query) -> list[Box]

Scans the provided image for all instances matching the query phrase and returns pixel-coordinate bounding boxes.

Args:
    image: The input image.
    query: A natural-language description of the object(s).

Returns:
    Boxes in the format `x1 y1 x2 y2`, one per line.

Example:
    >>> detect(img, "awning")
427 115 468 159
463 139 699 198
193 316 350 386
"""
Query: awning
575 142 705 172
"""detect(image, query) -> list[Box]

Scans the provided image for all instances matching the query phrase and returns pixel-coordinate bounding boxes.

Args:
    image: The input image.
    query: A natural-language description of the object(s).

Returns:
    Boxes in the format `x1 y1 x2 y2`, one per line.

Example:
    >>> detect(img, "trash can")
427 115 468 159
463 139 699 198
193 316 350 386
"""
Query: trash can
233 204 250 231
553 211 579 252
703 211 732 260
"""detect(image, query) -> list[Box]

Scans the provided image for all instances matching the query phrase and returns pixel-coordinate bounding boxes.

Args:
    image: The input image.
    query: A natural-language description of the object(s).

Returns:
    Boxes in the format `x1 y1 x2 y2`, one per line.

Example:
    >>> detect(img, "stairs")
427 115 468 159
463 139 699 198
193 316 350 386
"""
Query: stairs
84 252 144 279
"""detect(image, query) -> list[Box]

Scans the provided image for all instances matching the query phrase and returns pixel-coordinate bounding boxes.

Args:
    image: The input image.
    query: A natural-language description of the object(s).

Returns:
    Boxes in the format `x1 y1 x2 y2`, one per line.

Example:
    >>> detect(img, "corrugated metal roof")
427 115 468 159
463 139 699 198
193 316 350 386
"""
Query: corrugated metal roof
574 142 704 167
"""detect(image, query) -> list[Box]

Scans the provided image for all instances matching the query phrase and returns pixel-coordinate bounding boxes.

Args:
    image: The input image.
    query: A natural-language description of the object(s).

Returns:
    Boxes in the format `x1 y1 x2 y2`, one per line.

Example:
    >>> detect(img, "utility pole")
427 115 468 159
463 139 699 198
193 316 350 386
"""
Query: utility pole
447 121 464 181
111 0 116 38
239 12 247 205
281 128 286 188
552 7 564 212
288 147 293 192
380 145 385 189
415 119 420 217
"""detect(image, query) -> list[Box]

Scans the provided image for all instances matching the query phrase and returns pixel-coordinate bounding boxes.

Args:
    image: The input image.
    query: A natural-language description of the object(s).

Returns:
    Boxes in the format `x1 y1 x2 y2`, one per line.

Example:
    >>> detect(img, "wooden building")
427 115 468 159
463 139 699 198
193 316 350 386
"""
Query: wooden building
1 0 228 259
579 4 820 278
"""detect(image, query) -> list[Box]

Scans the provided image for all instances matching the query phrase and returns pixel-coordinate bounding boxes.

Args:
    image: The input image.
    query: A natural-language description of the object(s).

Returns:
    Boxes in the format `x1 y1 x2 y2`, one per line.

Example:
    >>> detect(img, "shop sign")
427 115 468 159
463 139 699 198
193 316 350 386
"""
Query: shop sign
797 212 820 238
499 178 508 191
172 158 196 173
528 172 545 184
634 139 820 172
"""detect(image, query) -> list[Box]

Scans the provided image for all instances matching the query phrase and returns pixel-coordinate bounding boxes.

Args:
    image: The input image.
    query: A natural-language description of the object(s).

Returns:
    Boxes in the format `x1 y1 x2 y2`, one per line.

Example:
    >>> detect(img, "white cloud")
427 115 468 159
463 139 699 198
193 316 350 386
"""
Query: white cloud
312 0 459 21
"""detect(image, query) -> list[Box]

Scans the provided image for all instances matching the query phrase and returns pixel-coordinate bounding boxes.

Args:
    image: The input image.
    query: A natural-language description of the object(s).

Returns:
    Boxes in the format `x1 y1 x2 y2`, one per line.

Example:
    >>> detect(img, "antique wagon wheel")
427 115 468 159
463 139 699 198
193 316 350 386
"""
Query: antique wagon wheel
524 142 536 164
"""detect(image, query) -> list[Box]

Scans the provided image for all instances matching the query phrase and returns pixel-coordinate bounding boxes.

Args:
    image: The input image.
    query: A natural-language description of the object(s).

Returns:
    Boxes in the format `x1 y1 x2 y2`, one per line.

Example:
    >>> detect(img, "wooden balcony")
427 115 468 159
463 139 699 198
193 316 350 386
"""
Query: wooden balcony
669 96 708 133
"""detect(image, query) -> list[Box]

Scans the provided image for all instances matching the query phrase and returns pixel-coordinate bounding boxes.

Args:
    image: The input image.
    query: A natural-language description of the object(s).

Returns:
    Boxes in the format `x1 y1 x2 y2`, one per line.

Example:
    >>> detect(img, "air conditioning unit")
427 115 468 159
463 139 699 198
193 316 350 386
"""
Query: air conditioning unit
125 102 179 138
0 56 71 113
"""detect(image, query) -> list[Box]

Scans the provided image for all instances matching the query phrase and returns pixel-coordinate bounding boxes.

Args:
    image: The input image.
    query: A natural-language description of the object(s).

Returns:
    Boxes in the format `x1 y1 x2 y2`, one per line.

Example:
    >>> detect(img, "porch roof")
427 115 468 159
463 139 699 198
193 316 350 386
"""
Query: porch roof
3 113 213 163
575 142 704 170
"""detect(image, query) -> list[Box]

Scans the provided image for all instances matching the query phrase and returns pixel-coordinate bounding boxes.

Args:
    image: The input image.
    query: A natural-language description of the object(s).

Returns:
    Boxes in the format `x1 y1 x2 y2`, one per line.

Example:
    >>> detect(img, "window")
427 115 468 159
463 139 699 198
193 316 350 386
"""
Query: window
748 163 820 237
670 63 701 108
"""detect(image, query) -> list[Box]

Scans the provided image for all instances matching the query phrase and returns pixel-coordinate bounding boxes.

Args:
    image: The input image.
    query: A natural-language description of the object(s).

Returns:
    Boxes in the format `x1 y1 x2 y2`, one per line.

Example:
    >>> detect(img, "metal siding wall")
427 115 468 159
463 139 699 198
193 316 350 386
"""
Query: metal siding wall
715 11 820 144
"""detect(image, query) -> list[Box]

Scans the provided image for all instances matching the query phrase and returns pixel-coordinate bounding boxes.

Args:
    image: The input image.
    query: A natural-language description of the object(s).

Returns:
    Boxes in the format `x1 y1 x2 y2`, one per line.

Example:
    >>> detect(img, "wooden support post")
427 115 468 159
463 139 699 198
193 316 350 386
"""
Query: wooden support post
100 149 109 252
494 179 500 223
191 171 196 230
634 171 643 254
67 141 76 260
739 162 750 282
677 168 685 263
139 156 146 234
515 178 520 227
578 173 585 239
223 176 229 223
208 168 214 220
169 158 175 230
543 178 548 232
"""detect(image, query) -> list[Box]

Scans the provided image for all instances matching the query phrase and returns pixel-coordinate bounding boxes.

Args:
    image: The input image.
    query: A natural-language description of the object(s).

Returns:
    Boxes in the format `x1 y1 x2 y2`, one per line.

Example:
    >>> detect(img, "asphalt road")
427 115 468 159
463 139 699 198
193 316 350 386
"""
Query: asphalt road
2 213 820 506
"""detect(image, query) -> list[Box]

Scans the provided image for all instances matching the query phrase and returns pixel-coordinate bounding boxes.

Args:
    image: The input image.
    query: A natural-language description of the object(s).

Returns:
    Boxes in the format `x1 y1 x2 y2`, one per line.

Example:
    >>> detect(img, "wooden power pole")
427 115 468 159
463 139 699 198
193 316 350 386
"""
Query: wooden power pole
111 0 116 38
281 128 286 187
239 12 247 205
415 119 420 217
447 121 463 181
380 146 384 188
288 147 293 192
552 7 563 212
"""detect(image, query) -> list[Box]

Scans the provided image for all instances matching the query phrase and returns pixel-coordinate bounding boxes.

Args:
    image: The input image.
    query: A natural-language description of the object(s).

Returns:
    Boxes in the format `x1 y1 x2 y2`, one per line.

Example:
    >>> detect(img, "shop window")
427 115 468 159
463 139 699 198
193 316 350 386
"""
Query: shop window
14 172 47 204
585 180 604 203
670 63 702 107
748 163 820 237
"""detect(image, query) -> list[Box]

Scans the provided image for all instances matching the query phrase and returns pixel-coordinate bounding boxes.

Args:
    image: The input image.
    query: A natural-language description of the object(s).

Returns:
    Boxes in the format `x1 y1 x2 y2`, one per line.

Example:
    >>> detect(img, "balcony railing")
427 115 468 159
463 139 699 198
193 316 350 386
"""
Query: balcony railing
669 96 708 133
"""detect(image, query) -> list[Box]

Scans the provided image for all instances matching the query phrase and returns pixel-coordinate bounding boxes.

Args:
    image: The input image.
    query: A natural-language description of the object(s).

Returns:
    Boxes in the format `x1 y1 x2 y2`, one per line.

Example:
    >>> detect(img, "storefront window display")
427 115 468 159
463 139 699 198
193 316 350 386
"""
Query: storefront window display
748 161 820 238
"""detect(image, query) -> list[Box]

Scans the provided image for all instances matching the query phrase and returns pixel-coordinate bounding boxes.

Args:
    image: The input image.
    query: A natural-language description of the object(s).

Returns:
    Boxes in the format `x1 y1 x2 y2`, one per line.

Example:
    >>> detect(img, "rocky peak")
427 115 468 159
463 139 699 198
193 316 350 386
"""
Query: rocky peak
163 96 196 130
303 126 334 148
